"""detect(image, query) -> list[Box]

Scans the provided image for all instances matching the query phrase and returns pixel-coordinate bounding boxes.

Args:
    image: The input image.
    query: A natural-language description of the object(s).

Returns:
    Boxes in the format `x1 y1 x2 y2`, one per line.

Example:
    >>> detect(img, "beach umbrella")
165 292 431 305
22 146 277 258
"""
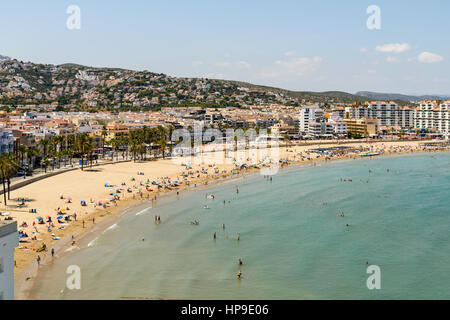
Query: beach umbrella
1 212 10 216
57 216 63 220
113 194 118 197
36 216 43 220
18 227 24 232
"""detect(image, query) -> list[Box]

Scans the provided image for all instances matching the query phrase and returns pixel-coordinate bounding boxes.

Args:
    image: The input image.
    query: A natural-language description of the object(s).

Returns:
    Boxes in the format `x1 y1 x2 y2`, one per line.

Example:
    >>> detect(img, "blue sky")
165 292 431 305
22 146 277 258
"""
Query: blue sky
1 0 449 95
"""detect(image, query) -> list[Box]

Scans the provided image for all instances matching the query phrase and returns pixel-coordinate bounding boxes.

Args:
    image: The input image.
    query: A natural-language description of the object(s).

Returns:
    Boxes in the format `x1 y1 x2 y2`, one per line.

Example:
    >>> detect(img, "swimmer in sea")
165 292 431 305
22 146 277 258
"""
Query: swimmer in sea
238 258 243 266
237 270 242 279
213 232 216 240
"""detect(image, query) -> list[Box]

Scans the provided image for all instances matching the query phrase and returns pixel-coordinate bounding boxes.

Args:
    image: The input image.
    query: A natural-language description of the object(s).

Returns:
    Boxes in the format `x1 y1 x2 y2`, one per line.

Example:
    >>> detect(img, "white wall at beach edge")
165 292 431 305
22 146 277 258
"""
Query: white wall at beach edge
0 232 17 300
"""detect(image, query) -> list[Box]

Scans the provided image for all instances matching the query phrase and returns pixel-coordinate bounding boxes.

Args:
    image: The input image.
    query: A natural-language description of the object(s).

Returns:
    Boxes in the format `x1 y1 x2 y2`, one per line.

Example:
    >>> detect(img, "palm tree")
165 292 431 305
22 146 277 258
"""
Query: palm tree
0 153 19 205
101 126 108 158
17 144 28 168
52 135 64 152
121 136 130 160
39 138 50 158
48 147 57 171
26 146 39 171
109 138 121 161
75 133 94 170
41 157 50 173
159 138 168 159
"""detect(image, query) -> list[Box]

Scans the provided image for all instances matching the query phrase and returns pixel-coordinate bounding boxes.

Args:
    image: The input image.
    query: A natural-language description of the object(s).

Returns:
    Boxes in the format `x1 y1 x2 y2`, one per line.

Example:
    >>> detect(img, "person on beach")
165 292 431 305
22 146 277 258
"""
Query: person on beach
37 255 41 266
51 248 55 257
82 220 85 228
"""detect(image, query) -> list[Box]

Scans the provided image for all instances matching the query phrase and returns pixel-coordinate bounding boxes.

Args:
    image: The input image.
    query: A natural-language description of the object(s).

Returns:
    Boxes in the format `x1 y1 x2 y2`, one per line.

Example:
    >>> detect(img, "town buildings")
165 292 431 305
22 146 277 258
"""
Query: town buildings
0 221 18 300
414 100 450 136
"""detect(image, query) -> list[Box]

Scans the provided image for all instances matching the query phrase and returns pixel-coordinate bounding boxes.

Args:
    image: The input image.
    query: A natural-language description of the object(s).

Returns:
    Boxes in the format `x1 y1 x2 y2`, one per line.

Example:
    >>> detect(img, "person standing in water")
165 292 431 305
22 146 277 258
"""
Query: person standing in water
237 233 240 241
238 258 243 266
213 232 216 240
237 270 242 279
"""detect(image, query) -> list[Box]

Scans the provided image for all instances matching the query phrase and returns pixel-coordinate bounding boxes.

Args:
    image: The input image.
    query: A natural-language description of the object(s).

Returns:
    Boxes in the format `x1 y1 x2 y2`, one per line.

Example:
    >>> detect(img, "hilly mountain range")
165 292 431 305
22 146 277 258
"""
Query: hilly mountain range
0 56 415 111
355 91 450 103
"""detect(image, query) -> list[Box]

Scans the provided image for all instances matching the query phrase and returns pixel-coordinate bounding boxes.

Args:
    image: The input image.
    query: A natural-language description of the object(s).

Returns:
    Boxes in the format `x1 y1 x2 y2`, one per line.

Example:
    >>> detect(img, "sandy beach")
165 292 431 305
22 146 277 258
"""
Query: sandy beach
8 139 448 298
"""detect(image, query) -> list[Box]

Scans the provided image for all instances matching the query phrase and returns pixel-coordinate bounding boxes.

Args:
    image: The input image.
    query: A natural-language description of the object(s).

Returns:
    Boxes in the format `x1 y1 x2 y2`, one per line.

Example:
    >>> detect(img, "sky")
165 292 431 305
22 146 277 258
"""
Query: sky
0 0 449 95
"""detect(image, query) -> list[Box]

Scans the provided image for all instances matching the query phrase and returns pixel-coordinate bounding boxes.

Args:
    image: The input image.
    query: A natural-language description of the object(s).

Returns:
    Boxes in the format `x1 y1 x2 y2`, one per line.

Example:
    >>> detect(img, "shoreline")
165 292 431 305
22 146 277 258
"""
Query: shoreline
13 140 449 299
15 162 256 300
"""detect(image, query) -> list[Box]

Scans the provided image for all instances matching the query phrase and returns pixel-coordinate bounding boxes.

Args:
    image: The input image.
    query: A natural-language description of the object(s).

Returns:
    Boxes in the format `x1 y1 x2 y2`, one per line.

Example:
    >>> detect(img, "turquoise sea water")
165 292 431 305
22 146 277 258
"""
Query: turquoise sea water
30 152 450 299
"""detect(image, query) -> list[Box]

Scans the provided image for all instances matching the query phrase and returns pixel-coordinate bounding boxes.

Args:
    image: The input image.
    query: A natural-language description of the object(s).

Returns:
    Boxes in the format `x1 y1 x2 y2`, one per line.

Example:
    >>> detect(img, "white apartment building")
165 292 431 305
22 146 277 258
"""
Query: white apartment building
345 101 414 130
369 101 399 127
299 106 325 134
0 221 18 300
345 105 370 119
308 122 334 137
327 112 348 136
398 106 415 129
414 100 450 135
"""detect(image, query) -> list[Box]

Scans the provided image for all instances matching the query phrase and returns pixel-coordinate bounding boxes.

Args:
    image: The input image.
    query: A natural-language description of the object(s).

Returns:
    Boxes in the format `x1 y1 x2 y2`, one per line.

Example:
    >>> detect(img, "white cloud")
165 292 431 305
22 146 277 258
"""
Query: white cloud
191 60 204 67
236 61 251 69
386 56 399 63
215 62 232 68
204 73 224 79
284 51 297 57
215 61 251 69
417 52 444 63
376 43 411 53
259 55 322 80
360 48 368 53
